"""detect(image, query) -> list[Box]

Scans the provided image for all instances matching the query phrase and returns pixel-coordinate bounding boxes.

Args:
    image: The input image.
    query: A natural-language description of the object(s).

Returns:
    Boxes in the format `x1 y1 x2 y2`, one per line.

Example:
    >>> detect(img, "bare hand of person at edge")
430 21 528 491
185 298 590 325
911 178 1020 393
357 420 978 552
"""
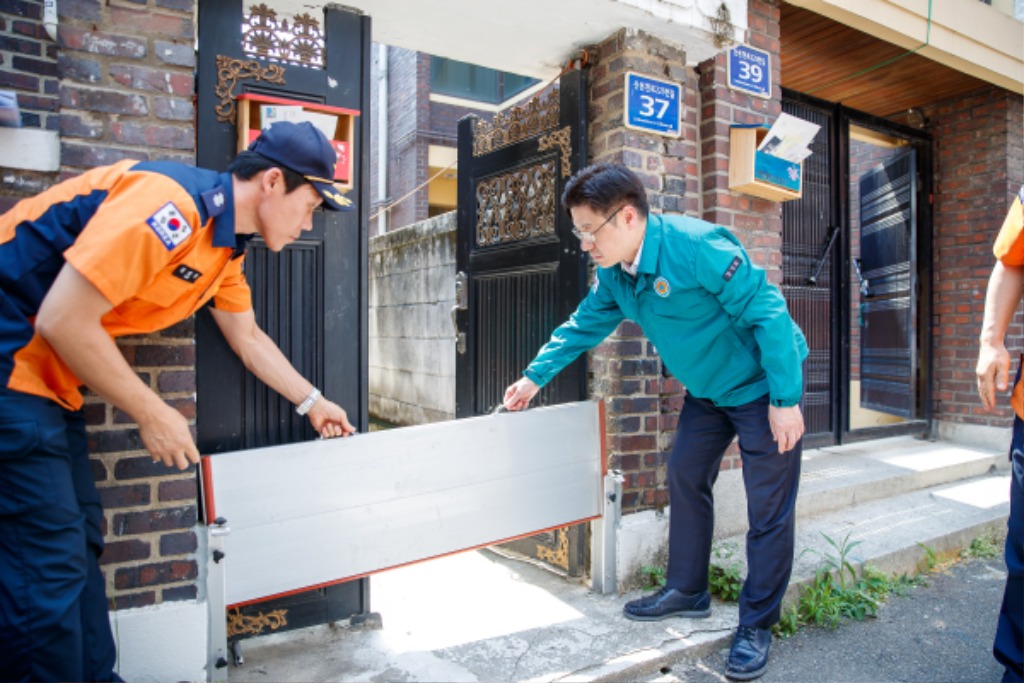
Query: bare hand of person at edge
308 397 357 438
769 404 804 454
503 377 540 411
976 340 1011 412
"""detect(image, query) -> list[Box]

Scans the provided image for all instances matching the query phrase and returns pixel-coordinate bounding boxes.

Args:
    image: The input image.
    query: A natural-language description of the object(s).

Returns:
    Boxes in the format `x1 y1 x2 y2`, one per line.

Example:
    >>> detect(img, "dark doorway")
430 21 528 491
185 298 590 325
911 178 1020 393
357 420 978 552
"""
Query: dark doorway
780 90 932 446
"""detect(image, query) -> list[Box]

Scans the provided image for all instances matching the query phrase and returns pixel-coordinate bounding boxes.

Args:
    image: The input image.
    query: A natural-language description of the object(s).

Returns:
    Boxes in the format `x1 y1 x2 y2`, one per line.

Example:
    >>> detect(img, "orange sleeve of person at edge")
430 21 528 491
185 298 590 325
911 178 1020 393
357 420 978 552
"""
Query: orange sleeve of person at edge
993 188 1024 420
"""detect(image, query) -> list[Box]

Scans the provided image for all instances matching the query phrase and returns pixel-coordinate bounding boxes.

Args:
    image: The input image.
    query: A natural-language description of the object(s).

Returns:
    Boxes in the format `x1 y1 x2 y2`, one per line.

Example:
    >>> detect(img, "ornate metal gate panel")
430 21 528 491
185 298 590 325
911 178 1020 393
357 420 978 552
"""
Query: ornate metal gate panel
454 66 589 574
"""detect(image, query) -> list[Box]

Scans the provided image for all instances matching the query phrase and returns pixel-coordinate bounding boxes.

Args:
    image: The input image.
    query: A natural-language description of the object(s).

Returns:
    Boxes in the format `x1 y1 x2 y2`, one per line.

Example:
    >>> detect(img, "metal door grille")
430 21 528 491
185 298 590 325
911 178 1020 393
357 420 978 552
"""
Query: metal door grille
244 240 324 446
473 266 561 413
781 99 836 441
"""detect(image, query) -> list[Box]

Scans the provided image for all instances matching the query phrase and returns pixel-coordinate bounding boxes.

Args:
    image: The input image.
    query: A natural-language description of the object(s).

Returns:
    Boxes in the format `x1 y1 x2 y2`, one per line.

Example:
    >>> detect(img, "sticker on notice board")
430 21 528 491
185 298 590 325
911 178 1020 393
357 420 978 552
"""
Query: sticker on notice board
623 72 682 138
330 140 349 182
727 45 772 99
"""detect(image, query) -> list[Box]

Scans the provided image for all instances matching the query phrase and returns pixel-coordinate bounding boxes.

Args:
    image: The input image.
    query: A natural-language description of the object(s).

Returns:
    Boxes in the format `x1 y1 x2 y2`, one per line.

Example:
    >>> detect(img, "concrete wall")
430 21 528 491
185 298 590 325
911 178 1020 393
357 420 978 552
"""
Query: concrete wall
369 211 457 425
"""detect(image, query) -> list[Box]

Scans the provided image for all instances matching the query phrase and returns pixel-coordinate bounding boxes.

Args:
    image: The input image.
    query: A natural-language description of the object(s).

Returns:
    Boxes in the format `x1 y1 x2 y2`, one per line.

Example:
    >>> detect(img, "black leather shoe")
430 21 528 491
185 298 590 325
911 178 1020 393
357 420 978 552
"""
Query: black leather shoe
623 587 711 621
726 625 772 680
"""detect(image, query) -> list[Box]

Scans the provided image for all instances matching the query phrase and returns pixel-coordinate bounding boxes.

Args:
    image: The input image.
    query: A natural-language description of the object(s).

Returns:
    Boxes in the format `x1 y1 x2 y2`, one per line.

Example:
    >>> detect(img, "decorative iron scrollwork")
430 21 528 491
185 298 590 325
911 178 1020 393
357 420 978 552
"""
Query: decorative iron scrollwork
538 126 572 178
226 607 289 637
476 161 557 246
536 528 570 570
473 89 560 157
214 55 286 124
243 3 324 68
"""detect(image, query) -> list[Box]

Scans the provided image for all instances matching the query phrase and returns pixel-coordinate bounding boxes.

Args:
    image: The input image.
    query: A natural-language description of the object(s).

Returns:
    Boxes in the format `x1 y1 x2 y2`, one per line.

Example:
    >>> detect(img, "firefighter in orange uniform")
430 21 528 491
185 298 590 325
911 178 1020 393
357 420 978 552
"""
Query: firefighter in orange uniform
976 185 1024 683
0 121 356 682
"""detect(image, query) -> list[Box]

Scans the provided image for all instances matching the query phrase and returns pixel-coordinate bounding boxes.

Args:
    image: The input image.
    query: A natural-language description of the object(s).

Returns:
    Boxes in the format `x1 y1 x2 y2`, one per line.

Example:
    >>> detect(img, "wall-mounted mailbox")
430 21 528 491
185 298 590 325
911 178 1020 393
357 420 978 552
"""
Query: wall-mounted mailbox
236 93 359 189
728 125 803 202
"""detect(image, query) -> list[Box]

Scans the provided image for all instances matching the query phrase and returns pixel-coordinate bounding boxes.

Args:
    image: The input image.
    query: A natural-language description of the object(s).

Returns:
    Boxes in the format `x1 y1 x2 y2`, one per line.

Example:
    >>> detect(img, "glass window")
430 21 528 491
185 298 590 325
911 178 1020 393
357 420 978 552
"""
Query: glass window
430 57 538 105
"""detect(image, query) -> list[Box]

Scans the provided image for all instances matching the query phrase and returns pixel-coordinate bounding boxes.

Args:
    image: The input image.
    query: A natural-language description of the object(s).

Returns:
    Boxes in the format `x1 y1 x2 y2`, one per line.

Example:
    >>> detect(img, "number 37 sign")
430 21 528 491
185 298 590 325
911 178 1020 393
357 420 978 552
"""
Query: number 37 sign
624 72 682 138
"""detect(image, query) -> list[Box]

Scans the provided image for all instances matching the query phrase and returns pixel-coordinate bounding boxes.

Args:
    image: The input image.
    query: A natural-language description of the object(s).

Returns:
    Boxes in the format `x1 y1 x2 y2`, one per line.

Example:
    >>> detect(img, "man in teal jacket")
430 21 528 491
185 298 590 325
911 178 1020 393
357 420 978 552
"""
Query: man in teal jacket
504 163 807 681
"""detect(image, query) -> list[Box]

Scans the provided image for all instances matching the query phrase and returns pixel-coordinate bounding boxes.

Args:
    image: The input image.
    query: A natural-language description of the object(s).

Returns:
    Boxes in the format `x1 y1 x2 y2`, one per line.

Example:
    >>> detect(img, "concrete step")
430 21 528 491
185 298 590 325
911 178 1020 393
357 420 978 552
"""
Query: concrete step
796 436 1007 522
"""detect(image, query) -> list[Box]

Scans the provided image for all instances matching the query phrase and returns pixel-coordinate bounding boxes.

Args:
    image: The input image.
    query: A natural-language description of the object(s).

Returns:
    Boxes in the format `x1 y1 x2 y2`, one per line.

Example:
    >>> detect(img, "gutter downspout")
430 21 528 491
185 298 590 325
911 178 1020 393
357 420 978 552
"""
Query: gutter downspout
377 44 388 236
43 0 58 41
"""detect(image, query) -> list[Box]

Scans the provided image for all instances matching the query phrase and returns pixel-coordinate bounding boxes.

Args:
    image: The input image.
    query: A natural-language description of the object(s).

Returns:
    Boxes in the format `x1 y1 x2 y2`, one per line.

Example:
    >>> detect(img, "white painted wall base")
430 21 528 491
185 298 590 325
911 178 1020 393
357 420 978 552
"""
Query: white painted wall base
613 467 749 592
934 420 1010 454
109 599 208 682
616 508 669 592
0 127 59 171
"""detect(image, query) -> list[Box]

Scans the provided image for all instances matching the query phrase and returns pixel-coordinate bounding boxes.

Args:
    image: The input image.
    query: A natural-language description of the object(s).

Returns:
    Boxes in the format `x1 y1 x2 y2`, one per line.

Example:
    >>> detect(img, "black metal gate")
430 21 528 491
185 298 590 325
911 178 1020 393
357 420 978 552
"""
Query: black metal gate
195 1 370 646
454 66 589 574
857 150 918 417
781 97 839 446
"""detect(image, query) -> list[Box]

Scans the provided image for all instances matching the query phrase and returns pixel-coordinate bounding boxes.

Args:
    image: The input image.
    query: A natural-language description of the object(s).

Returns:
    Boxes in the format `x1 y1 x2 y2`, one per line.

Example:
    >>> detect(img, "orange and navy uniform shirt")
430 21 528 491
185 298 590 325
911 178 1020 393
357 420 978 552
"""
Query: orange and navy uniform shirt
992 184 1024 419
0 159 253 411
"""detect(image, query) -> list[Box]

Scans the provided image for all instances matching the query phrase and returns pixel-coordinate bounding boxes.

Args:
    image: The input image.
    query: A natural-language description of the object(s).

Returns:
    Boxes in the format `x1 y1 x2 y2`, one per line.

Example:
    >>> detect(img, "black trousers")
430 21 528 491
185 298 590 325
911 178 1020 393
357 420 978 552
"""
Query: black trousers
998 412 1024 683
0 388 119 682
666 393 802 629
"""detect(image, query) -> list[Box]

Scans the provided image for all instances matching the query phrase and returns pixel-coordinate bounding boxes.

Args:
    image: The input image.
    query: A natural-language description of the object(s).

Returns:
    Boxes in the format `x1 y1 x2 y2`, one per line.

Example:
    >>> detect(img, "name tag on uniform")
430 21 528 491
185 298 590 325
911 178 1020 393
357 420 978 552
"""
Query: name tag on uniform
172 264 203 283
723 256 743 281
147 202 193 251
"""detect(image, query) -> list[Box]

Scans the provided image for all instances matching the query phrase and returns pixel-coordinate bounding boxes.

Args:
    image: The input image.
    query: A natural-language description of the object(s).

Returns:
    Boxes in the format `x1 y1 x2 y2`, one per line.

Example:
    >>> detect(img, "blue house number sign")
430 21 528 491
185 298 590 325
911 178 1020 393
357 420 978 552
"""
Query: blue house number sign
728 44 771 98
624 72 682 138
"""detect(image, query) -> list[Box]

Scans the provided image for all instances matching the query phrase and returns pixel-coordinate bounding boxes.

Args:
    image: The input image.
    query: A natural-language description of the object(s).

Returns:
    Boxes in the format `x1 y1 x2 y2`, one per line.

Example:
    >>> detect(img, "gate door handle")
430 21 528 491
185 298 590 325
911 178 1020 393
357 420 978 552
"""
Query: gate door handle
453 271 467 354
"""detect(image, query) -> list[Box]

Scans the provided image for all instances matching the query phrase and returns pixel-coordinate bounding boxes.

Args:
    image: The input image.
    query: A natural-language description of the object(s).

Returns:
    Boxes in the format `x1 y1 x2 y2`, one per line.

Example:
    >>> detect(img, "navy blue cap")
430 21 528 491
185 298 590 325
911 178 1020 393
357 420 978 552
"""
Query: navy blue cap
248 120 352 211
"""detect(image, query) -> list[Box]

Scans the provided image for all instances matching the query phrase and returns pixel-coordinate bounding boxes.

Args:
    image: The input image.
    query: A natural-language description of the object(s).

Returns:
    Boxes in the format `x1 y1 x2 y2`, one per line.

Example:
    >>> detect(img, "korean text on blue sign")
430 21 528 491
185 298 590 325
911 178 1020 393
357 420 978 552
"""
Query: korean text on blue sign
727 45 771 99
624 72 682 138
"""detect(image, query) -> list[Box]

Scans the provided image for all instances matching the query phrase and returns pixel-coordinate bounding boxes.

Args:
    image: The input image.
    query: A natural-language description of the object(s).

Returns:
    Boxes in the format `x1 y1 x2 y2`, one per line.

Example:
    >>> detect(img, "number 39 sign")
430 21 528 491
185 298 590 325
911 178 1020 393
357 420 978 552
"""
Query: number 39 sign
624 72 682 138
728 44 772 99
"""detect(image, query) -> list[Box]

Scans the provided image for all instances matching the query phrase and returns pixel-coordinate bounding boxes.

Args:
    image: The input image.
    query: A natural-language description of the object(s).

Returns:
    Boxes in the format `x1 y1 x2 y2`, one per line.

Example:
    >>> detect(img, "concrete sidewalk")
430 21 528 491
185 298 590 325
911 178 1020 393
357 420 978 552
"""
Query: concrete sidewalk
226 437 1012 683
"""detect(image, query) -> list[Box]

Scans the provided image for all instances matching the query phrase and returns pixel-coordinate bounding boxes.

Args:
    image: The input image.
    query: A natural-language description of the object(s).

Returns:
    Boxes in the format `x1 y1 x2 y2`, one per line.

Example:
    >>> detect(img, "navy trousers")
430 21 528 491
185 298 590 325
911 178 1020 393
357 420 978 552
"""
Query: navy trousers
666 393 802 629
0 389 119 682
998 414 1024 683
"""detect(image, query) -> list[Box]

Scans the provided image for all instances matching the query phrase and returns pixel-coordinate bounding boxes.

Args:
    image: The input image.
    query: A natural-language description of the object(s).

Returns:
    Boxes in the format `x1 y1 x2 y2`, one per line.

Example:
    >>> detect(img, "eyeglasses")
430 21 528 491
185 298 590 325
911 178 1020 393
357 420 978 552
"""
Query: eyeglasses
572 205 624 244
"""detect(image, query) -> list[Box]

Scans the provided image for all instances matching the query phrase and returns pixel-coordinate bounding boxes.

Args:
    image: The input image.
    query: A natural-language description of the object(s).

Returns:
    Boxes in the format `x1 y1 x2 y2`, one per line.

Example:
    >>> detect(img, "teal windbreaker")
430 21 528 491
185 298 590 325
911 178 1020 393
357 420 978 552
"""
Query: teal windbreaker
523 213 808 407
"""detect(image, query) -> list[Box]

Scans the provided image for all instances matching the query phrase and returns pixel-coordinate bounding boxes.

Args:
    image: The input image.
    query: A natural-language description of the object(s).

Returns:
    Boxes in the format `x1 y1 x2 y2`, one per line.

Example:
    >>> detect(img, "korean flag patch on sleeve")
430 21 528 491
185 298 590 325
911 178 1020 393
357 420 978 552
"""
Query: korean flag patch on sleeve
147 202 193 251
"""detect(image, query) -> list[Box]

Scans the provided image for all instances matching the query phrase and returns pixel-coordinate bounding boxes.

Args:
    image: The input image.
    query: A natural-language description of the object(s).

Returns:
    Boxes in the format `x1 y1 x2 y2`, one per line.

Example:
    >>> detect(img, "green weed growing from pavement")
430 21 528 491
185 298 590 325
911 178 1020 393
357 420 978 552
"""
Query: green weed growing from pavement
917 542 938 574
773 532 920 638
641 565 667 590
708 542 743 602
638 542 743 601
962 531 1002 559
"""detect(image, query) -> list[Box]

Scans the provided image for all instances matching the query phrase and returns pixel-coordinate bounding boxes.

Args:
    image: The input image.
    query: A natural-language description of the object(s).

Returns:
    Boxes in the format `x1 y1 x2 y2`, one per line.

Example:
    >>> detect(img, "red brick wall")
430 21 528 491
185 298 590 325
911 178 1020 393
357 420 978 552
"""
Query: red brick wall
928 86 1024 429
379 47 436 230
584 2 784 511
375 47 497 233
697 0 782 280
586 28 697 512
0 0 199 609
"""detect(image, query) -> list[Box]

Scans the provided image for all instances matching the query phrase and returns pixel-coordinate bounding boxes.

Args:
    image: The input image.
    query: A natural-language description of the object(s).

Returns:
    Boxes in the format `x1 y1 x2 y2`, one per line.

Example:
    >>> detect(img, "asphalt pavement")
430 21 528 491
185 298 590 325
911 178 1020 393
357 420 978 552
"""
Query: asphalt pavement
651 553 1010 683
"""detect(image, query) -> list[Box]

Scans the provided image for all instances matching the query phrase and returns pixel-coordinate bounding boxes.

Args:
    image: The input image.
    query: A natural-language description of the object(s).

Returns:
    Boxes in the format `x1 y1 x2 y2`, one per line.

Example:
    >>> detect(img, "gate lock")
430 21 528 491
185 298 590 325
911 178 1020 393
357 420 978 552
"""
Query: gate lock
452 271 467 355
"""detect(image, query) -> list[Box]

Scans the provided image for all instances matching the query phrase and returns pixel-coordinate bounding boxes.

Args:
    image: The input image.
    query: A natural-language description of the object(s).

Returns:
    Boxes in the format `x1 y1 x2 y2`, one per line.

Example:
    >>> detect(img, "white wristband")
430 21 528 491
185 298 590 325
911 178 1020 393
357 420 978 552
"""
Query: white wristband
295 387 322 416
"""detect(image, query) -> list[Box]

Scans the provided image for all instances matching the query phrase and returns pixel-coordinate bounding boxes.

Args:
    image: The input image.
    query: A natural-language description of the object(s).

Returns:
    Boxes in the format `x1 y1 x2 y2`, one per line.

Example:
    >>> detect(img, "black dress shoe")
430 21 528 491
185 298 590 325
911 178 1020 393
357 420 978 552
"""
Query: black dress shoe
726 625 772 680
622 587 711 621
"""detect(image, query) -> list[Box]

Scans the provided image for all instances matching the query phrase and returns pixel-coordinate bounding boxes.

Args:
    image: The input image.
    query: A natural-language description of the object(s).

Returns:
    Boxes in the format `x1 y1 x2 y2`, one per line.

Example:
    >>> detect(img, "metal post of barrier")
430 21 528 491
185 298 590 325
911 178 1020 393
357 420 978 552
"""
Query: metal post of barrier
591 470 623 594
206 517 231 682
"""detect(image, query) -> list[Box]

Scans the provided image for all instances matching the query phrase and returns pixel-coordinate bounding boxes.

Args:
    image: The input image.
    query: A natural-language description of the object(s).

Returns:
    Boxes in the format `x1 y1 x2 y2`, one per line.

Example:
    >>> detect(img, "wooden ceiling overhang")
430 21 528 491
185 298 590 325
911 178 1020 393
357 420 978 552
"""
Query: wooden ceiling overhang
780 3 992 121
